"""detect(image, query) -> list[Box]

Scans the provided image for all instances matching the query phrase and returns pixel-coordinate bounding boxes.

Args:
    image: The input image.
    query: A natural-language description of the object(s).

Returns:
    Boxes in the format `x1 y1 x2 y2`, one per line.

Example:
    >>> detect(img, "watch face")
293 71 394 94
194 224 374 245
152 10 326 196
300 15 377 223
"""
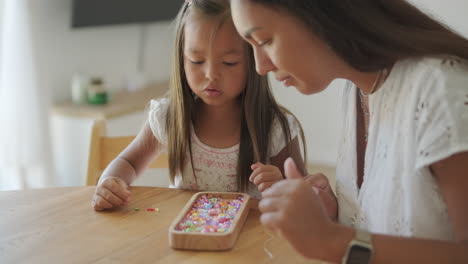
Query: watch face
347 244 372 264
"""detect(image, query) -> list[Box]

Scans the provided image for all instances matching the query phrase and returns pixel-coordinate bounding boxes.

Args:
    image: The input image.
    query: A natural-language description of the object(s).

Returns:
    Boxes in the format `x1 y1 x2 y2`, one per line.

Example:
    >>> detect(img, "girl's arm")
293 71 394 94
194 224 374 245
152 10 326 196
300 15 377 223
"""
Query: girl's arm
259 152 468 263
92 121 162 211
98 121 162 185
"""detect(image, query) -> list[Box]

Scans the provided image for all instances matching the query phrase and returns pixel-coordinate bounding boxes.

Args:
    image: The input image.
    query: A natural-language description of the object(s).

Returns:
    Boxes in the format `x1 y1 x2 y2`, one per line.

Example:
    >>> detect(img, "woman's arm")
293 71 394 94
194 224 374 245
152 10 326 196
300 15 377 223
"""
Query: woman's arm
347 152 468 263
321 224 468 264
344 147 468 263
431 151 468 242
260 153 468 263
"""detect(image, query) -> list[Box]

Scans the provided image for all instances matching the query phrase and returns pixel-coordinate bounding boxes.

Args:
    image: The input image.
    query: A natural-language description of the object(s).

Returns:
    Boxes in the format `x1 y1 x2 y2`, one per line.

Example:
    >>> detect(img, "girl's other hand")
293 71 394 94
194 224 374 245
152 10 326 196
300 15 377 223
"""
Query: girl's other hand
92 177 131 211
250 162 284 192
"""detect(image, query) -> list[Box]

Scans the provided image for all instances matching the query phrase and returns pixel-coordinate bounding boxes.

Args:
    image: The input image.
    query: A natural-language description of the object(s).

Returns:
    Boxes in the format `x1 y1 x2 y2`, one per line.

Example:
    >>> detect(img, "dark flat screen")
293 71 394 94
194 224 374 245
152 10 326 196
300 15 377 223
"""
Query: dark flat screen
72 0 184 28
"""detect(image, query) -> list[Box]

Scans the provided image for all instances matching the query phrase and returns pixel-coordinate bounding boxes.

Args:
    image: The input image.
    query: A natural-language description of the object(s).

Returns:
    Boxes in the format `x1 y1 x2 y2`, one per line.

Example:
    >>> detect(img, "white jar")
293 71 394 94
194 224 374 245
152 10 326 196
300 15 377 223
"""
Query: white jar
71 74 89 104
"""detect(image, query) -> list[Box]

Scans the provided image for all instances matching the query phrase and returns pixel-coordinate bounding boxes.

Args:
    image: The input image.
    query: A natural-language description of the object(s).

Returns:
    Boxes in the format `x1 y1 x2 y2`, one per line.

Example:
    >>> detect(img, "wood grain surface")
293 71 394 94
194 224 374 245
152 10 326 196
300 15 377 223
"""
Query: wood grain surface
0 186 326 264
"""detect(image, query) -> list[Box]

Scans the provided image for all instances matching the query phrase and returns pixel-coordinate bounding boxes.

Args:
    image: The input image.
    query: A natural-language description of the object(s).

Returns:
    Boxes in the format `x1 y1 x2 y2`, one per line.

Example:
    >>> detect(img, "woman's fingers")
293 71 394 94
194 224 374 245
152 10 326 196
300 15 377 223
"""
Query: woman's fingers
258 181 276 192
260 211 284 230
303 173 330 190
284 157 303 179
261 179 291 198
303 174 337 220
259 196 282 213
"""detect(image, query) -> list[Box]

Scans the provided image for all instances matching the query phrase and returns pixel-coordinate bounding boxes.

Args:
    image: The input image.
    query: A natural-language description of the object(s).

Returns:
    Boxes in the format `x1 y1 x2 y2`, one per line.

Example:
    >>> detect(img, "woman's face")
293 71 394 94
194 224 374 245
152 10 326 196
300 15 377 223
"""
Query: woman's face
231 1 343 95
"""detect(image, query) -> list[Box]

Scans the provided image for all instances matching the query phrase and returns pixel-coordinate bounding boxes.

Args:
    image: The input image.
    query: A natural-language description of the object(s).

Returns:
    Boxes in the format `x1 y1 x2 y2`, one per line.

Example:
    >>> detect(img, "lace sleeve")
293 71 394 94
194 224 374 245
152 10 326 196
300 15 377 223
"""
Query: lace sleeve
415 59 468 169
148 98 170 150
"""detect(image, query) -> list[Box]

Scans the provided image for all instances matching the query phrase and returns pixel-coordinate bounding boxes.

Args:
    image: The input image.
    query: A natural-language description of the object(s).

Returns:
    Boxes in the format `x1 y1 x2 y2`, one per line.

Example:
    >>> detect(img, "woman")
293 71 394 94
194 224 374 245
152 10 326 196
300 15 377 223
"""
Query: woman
230 0 468 263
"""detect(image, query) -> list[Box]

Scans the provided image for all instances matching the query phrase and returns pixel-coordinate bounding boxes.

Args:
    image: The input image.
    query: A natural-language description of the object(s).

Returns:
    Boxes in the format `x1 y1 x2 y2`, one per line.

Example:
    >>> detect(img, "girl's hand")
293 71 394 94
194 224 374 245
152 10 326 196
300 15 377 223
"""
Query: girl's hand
303 173 338 221
259 158 339 260
92 177 131 211
250 162 284 192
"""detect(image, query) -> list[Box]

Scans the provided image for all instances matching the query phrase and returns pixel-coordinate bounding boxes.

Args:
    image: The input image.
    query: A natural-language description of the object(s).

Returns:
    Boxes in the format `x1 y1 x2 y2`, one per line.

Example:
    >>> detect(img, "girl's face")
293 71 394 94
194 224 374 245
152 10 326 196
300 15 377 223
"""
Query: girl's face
184 16 248 107
231 1 345 95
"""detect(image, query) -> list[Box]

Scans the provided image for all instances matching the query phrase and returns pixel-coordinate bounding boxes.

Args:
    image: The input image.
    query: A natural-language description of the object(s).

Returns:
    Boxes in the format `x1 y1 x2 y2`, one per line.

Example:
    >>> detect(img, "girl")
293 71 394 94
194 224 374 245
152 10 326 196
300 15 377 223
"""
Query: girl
230 0 468 263
91 0 306 211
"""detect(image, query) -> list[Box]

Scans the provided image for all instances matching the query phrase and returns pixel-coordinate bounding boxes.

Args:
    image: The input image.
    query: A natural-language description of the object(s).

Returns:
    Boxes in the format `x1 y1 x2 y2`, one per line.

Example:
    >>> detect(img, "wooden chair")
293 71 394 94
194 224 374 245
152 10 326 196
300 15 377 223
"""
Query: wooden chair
86 120 168 185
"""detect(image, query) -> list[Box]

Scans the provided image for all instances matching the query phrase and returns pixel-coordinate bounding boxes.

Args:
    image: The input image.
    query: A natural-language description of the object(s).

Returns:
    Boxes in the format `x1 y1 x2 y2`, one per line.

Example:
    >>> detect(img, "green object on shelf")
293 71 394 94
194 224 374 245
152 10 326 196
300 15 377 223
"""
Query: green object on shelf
87 77 108 105
87 92 108 105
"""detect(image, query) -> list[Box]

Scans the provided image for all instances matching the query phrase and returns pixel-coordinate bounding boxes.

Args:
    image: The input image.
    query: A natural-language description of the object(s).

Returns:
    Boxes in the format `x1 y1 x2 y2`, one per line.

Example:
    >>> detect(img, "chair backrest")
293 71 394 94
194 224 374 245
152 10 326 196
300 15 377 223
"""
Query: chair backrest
86 120 168 185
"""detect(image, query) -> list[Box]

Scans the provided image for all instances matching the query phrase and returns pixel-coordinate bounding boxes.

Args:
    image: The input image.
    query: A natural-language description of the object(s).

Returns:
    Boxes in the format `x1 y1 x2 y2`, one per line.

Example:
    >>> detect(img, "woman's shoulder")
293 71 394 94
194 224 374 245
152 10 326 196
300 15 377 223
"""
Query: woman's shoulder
400 57 468 170
396 56 468 83
391 56 468 105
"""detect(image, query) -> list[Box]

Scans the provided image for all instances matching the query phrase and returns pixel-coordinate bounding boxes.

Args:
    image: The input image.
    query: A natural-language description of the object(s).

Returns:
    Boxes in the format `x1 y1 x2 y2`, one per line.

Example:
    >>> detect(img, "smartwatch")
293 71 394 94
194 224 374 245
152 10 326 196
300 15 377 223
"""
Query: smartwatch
342 229 373 264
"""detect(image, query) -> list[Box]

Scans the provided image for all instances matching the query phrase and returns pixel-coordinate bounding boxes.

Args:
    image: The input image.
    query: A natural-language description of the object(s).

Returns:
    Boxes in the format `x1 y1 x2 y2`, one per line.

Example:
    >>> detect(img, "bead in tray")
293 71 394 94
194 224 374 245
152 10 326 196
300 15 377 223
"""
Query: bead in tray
169 192 250 250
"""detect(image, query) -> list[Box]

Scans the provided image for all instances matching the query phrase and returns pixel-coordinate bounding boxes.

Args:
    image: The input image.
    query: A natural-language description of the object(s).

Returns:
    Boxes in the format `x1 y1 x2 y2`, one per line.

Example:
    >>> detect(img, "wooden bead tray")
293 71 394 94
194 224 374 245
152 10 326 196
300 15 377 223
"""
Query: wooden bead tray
169 192 250 251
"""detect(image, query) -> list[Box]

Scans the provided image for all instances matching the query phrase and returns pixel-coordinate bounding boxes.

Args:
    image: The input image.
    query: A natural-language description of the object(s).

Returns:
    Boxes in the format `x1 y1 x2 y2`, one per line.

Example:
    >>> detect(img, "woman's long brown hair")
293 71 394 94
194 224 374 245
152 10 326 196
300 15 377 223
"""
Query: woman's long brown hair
251 0 468 72
165 0 306 191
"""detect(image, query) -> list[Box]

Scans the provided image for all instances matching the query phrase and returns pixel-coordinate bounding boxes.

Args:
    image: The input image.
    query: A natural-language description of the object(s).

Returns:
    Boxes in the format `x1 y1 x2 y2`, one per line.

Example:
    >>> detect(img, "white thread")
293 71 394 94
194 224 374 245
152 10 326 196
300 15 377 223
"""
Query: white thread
263 229 275 263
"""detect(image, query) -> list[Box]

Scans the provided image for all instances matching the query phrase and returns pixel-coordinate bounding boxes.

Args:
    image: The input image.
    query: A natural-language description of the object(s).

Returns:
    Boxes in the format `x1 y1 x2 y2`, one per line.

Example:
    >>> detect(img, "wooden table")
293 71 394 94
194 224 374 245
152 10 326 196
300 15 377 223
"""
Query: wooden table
0 187 324 264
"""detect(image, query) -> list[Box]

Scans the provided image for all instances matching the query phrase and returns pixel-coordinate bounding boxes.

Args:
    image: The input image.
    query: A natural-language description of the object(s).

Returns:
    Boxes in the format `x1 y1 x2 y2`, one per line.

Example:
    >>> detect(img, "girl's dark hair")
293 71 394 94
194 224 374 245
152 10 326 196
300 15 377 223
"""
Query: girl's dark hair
251 0 468 71
166 0 307 191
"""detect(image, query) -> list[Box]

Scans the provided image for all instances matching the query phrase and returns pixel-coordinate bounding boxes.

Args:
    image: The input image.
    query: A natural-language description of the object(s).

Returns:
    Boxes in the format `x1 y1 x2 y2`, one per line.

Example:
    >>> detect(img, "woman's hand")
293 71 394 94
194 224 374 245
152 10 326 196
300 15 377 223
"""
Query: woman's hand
250 162 283 192
92 177 131 211
259 158 341 260
251 159 338 220
303 173 338 221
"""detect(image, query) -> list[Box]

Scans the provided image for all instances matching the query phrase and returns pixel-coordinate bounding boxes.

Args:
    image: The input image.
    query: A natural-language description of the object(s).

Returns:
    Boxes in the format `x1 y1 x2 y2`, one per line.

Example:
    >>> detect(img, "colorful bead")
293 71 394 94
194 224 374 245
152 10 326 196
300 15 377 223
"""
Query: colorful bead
175 194 244 233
